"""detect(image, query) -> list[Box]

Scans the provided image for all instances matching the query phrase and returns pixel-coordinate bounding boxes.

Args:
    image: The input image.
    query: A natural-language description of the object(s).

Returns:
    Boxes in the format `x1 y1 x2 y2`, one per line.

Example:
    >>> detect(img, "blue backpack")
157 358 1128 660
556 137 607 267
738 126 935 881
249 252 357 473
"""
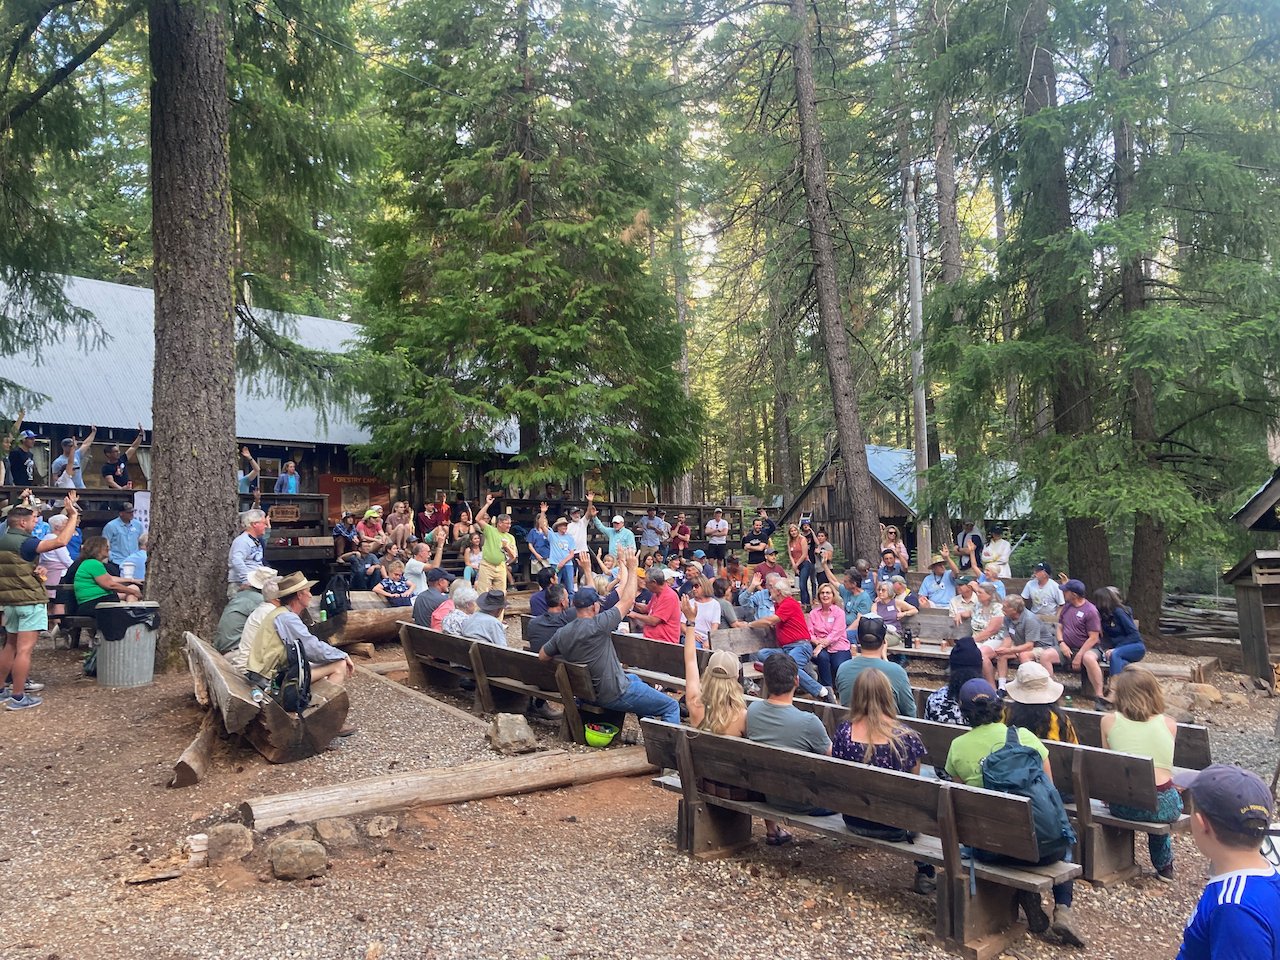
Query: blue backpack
980 725 1076 863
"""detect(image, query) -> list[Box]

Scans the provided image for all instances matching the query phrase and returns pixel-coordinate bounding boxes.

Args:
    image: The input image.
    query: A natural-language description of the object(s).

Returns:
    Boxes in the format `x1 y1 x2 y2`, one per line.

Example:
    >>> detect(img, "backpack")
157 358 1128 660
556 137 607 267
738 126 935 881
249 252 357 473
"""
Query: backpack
980 725 1076 863
274 634 312 717
322 574 351 618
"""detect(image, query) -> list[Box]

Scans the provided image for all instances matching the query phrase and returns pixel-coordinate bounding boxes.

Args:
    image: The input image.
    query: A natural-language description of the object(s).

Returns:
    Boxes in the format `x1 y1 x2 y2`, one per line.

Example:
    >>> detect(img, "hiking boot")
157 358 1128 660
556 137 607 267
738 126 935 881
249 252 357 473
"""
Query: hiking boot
529 701 563 721
1051 904 1085 947
1156 862 1175 883
6 693 43 711
1015 890 1049 933
912 871 936 895
335 725 358 738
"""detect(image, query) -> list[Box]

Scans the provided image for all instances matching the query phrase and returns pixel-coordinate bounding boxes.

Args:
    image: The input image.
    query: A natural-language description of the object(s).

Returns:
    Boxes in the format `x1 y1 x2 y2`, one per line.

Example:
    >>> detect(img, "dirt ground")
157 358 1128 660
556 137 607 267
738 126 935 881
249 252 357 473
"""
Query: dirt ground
0 640 1274 959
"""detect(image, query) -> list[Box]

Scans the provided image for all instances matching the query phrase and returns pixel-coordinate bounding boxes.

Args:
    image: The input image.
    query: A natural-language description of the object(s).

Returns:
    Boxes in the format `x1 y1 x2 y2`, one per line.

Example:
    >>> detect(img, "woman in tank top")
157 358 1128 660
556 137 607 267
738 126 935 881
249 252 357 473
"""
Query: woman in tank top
872 581 915 636
1100 666 1181 882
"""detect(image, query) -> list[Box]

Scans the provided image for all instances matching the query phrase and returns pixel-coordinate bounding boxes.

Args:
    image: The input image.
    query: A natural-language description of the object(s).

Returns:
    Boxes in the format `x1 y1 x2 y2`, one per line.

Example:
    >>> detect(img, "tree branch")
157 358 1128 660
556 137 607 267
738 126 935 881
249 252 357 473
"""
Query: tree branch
1 0 144 131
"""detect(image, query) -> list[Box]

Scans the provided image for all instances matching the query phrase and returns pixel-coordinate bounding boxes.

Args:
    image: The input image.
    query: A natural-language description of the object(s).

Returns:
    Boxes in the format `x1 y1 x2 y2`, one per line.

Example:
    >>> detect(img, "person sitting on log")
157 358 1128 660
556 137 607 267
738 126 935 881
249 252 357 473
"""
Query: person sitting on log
246 571 354 692
373 559 415 607
461 588 508 646
214 566 279 654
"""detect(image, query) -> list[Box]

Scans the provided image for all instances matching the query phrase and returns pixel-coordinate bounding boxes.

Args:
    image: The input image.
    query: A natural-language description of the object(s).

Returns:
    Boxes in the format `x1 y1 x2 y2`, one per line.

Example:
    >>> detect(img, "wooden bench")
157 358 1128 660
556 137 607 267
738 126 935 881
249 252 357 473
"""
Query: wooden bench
608 631 711 690
49 583 96 648
183 631 349 764
641 719 1080 960
782 697 1188 886
399 622 619 744
910 686 1213 769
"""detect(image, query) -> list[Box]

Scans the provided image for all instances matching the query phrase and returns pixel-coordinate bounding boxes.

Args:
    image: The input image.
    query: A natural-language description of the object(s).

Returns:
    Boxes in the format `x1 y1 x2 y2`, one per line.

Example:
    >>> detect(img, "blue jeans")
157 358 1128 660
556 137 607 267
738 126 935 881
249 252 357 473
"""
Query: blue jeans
1111 783 1182 870
601 673 679 723
795 560 814 605
556 561 576 599
755 643 825 698
1107 641 1146 675
814 648 852 688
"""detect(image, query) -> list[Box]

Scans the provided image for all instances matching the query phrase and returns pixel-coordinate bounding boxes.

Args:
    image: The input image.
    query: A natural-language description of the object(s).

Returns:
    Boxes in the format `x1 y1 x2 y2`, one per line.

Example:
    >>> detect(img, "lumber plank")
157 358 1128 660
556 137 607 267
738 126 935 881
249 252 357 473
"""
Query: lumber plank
170 711 219 788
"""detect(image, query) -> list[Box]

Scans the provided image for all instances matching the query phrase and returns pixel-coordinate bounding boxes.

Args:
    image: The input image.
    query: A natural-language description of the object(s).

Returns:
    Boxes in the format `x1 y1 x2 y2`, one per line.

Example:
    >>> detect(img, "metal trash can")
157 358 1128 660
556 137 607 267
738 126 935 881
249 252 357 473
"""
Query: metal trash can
95 601 160 688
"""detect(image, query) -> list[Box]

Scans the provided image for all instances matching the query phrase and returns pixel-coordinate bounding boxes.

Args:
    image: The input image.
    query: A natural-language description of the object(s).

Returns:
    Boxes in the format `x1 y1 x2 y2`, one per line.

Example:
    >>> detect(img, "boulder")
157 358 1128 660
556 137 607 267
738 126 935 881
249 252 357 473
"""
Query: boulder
1187 683 1223 704
365 815 399 838
315 818 360 848
1222 692 1250 709
486 713 538 756
268 838 328 880
1167 706 1196 725
275 825 316 843
207 823 254 865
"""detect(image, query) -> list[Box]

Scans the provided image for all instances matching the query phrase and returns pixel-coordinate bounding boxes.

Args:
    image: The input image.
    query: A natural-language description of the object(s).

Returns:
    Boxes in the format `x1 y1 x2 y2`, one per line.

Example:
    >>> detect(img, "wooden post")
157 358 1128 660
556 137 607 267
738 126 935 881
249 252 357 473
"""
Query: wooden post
170 711 218 788
675 730 751 860
398 625 432 691
469 644 496 714
554 662 586 744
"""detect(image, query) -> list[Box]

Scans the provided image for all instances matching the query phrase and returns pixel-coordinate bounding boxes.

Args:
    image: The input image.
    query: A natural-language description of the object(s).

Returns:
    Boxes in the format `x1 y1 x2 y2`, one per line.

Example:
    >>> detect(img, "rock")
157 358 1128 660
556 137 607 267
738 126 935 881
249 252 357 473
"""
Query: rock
1167 706 1196 724
268 838 328 880
1165 693 1193 711
365 816 399 838
1187 683 1223 704
315 818 360 848
207 823 254 865
1223 692 1250 709
275 825 316 843
486 713 538 755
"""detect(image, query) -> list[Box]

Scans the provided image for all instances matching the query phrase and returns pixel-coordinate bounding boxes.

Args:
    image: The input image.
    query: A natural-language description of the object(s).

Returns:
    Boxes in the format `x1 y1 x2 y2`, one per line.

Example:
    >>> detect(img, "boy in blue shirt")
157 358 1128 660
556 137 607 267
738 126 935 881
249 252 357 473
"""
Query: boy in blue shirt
1176 764 1280 960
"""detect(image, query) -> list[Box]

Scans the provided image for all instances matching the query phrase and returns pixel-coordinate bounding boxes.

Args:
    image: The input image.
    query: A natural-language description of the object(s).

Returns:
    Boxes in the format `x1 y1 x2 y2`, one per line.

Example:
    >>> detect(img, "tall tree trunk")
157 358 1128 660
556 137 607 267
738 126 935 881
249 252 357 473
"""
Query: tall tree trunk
1016 0 1112 588
770 324 803 500
670 57 694 504
514 0 540 459
789 0 881 561
1111 10 1163 631
993 168 1020 438
148 0 237 665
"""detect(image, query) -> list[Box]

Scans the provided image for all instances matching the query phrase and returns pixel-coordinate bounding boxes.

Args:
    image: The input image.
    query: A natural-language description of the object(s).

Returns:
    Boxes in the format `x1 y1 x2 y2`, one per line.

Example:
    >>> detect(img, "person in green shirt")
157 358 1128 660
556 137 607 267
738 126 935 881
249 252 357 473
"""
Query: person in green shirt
73 535 142 617
474 493 517 598
944 679 1083 948
212 565 278 653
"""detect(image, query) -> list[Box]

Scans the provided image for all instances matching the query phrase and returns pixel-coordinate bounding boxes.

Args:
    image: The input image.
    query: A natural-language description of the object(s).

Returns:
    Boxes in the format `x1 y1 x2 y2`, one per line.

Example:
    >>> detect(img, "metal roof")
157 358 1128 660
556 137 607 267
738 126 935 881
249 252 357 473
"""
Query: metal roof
0 275 370 446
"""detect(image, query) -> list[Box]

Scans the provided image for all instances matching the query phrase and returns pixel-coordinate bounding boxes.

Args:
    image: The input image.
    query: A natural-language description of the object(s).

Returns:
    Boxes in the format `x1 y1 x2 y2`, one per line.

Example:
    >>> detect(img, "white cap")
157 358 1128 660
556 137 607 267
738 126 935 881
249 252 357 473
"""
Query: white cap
611 515 625 524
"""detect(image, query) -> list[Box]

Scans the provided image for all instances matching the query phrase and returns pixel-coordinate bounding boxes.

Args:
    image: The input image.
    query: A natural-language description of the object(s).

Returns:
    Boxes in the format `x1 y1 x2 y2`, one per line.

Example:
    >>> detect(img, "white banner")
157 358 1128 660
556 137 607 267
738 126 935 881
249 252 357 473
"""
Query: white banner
132 491 151 533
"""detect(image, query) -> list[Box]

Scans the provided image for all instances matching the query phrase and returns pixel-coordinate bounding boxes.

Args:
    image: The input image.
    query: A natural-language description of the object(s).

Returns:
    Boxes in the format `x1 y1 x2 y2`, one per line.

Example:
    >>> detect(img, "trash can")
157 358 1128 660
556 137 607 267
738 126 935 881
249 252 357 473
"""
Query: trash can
95 601 160 688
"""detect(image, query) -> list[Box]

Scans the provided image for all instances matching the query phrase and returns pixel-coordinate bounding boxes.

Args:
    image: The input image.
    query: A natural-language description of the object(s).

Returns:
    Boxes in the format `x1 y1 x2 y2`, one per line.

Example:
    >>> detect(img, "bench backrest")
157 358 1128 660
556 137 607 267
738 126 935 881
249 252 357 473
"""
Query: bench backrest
184 631 261 735
910 685 1212 770
610 631 711 676
704 625 776 656
401 621 478 669
471 641 598 700
640 719 1041 861
780 697 1160 810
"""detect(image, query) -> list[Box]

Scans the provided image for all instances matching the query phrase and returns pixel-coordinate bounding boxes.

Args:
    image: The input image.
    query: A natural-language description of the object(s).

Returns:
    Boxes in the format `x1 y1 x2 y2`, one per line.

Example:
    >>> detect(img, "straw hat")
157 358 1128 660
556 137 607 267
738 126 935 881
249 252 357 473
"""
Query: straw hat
1004 661 1064 705
274 571 317 601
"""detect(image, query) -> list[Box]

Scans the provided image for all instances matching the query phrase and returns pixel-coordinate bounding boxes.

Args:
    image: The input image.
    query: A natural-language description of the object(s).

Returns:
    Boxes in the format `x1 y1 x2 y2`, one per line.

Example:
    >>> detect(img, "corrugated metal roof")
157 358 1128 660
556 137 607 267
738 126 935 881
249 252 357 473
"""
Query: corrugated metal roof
0 275 370 446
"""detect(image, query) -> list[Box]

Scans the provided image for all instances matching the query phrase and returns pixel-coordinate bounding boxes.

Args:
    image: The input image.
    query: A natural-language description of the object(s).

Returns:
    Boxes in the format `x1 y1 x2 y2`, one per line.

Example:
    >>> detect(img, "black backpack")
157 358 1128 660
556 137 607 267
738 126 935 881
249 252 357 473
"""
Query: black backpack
322 574 351 618
275 634 312 716
980 725 1076 863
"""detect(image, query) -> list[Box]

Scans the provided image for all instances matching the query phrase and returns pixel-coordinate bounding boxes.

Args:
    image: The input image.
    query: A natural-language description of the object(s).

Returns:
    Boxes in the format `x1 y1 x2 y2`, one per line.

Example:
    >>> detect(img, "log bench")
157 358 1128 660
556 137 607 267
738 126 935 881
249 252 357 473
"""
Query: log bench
399 622 624 745
909 686 1213 769
640 718 1080 960
183 632 350 764
780 698 1188 886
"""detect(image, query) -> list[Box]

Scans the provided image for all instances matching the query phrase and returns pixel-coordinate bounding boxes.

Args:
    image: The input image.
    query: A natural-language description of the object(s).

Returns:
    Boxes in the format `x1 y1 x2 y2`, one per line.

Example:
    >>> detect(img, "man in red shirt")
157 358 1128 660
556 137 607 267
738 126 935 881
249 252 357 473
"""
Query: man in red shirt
628 568 682 643
747 575 834 702
670 513 691 559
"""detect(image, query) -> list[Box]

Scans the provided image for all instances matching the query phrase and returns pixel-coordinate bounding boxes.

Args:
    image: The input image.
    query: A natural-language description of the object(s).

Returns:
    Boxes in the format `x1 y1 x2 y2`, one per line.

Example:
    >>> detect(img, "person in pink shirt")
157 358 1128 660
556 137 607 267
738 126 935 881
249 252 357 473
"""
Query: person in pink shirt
628 568 682 643
808 582 850 688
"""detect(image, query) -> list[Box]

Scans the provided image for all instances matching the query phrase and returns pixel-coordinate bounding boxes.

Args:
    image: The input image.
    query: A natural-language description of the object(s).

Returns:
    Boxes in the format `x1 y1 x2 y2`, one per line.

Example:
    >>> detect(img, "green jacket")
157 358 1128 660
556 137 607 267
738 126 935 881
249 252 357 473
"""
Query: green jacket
0 528 49 606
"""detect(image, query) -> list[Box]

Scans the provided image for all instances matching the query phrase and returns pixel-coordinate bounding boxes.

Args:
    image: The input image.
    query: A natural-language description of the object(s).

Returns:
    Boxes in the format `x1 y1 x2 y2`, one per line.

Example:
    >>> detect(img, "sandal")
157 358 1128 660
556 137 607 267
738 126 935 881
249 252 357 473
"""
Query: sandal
766 829 793 846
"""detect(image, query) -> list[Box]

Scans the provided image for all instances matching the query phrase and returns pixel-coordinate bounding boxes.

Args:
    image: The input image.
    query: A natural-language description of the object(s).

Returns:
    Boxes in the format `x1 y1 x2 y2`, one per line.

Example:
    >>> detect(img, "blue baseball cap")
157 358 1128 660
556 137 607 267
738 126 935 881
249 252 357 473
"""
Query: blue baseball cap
693 549 706 559
959 678 999 706
573 587 601 608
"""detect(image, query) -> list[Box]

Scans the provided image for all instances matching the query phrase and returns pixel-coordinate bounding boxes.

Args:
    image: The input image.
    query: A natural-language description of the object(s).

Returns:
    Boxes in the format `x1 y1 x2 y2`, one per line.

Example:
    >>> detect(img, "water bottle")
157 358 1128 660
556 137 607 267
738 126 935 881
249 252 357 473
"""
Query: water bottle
903 628 914 649
250 687 264 705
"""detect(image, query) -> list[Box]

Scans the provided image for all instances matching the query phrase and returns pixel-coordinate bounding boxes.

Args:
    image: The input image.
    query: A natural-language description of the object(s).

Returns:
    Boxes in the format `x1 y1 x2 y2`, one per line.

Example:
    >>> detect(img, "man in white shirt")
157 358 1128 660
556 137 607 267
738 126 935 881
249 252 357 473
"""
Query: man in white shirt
1021 562 1065 616
704 507 729 563
404 542 431 594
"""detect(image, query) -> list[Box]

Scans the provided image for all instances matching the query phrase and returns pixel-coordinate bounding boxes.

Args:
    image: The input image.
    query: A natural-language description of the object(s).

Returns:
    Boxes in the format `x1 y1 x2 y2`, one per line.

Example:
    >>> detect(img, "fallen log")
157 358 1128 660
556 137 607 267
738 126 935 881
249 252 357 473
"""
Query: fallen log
170 711 219 788
367 659 409 675
241 745 656 830
348 642 376 659
318 592 412 647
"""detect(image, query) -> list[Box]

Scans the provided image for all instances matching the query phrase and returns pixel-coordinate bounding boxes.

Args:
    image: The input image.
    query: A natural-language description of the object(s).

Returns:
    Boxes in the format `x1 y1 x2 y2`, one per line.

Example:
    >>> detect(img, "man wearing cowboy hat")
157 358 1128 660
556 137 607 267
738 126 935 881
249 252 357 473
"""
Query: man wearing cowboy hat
918 546 958 608
213 566 279 654
548 514 577 599
462 588 508 647
247 571 354 688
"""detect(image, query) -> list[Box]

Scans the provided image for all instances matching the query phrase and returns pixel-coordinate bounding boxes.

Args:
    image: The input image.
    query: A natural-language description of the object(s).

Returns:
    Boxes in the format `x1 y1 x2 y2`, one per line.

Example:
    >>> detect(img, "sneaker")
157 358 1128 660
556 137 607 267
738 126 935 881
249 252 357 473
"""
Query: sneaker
22 680 45 693
1156 863 1175 883
1015 890 1049 934
6 693 43 711
1051 904 1086 947
0 687 9 702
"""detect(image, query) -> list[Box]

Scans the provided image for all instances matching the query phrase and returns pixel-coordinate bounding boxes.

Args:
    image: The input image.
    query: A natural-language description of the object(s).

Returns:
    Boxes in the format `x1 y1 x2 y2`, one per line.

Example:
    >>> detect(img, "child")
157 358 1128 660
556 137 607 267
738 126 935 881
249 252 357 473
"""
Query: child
1175 764 1280 959
374 560 415 607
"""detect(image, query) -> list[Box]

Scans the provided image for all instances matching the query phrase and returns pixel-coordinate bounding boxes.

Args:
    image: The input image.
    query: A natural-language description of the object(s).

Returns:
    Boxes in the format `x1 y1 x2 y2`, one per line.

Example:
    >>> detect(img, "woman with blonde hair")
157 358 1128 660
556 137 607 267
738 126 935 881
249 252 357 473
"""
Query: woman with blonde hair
385 500 414 549
1100 666 1180 881
880 525 909 567
832 669 934 893
681 622 791 842
787 523 814 605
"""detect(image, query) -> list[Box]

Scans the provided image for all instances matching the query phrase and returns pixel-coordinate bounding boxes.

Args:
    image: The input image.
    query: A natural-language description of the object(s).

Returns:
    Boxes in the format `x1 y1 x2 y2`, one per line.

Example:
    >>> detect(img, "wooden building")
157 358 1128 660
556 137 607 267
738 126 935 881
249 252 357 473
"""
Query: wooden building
1227 466 1280 681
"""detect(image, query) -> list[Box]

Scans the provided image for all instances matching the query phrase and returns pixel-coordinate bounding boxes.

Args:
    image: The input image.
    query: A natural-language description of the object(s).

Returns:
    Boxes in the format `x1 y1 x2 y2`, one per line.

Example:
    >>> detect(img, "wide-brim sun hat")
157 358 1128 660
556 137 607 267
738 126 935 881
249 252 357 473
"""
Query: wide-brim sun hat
274 571 317 600
1004 661 1064 705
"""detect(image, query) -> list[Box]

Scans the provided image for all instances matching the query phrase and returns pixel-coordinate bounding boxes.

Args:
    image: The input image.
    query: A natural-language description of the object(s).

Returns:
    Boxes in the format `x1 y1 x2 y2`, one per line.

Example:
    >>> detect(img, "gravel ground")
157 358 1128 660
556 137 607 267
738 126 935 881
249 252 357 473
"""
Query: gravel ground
1 637 1274 959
